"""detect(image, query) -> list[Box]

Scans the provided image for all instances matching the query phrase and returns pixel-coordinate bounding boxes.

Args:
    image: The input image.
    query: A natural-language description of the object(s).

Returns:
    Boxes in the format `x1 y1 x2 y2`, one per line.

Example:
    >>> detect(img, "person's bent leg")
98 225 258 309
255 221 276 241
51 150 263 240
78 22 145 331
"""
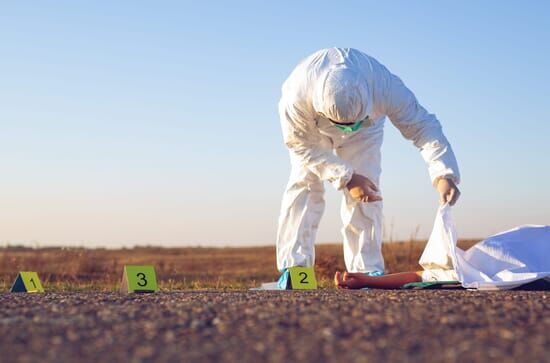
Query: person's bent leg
276 156 325 270
341 198 384 272
335 124 385 273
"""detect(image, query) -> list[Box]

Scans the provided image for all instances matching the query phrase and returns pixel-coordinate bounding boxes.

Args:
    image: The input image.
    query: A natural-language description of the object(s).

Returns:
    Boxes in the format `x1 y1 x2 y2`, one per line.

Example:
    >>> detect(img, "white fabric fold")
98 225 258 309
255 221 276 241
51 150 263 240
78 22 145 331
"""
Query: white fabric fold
420 205 550 290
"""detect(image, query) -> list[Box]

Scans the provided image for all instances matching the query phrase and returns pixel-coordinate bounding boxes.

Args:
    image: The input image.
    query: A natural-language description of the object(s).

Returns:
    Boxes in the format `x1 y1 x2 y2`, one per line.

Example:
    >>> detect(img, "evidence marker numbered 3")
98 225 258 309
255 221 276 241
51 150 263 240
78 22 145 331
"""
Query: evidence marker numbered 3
120 265 159 294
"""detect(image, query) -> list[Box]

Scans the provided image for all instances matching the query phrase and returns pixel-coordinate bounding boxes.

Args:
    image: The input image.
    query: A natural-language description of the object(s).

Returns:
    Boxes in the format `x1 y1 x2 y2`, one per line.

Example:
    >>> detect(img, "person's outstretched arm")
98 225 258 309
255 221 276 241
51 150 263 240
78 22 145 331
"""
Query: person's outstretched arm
334 271 422 289
380 66 461 205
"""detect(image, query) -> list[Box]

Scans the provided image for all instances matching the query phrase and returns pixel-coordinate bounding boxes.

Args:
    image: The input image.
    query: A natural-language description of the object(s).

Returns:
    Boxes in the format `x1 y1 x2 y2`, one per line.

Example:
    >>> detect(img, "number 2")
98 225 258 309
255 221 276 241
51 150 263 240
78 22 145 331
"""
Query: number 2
136 272 148 287
299 272 308 284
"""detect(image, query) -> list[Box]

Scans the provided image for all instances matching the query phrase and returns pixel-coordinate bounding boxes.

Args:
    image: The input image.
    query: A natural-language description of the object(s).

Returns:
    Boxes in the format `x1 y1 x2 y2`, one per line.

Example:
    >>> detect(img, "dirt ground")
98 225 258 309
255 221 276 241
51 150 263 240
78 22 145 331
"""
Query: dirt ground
1 289 549 363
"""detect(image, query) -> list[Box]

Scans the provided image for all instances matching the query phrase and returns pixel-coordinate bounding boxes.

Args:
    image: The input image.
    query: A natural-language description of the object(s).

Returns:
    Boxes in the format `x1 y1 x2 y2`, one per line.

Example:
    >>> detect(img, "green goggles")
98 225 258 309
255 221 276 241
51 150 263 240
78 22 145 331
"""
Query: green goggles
331 116 369 133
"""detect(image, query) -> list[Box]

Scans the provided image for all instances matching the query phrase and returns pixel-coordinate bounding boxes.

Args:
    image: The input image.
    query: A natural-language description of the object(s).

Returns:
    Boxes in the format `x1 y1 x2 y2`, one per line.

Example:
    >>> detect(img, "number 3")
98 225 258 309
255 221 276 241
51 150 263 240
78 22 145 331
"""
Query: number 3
136 272 148 287
299 272 308 284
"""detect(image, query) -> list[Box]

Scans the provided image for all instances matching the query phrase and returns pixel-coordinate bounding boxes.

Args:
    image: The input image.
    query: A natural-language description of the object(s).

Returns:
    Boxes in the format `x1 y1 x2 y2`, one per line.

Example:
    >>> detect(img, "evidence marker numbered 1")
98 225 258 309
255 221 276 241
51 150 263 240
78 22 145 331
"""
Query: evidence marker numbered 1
288 266 318 290
10 271 45 293
120 265 159 294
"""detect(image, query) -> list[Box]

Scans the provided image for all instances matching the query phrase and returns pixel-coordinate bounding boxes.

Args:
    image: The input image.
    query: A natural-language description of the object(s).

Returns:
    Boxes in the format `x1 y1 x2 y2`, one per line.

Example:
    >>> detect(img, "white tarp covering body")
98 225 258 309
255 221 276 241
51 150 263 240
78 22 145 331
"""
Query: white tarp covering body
420 205 550 290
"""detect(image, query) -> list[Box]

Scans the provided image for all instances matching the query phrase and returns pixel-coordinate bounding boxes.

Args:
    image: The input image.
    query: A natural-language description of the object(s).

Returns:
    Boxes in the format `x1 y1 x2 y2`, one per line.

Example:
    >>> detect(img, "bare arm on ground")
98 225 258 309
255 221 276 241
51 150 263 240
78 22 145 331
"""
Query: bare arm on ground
334 271 422 289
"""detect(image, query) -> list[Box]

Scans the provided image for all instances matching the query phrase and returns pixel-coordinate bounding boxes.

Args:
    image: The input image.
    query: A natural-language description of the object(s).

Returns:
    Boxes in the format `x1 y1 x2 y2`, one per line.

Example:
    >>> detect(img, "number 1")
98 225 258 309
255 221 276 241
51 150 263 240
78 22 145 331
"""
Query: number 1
29 278 37 289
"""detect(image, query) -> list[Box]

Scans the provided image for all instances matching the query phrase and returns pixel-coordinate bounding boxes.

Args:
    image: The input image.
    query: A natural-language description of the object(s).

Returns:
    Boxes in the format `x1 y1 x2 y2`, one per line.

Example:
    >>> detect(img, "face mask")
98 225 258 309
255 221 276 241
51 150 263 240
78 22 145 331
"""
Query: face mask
331 116 369 133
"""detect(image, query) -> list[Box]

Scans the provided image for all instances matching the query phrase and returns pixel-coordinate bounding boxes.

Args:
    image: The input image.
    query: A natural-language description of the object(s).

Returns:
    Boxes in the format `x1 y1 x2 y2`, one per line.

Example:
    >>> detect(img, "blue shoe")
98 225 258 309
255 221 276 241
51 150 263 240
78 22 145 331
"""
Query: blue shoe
366 270 385 277
360 271 384 290
277 268 290 290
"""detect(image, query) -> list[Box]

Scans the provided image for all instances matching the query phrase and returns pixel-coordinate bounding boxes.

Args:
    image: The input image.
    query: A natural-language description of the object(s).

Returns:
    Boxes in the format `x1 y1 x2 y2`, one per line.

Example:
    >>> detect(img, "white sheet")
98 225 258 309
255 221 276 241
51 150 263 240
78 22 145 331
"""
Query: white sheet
420 205 550 290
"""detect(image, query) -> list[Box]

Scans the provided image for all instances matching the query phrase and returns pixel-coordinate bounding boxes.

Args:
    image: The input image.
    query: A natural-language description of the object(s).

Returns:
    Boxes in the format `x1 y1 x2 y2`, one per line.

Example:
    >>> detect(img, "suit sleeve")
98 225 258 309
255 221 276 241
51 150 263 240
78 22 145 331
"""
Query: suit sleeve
279 97 354 190
383 71 460 185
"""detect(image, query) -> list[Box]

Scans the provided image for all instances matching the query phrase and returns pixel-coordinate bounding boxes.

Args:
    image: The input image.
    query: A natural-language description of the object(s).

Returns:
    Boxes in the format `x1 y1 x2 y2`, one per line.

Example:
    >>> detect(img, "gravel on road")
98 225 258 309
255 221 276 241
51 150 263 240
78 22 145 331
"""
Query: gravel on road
1 290 549 363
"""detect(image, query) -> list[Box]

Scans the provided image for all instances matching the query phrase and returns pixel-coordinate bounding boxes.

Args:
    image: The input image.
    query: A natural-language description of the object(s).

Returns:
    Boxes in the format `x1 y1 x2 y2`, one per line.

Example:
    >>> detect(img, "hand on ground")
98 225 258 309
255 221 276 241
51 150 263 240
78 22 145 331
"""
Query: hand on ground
346 173 382 203
334 271 368 289
437 178 460 206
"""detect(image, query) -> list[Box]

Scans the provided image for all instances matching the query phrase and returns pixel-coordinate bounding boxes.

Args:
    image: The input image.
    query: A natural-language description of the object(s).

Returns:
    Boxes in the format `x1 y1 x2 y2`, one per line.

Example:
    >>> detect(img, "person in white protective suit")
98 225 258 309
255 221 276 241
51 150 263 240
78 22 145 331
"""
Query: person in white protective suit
276 48 461 284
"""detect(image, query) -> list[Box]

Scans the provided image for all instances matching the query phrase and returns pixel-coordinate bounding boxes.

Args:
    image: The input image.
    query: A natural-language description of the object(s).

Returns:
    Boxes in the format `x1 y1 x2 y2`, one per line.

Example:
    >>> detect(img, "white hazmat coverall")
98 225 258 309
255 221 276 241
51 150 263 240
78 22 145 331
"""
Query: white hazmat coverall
276 48 460 273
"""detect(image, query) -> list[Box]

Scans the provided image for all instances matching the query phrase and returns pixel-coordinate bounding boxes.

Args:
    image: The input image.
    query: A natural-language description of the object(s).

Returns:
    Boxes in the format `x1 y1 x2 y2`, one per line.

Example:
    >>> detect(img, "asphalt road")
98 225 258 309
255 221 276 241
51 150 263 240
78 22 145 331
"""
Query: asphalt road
1 290 549 363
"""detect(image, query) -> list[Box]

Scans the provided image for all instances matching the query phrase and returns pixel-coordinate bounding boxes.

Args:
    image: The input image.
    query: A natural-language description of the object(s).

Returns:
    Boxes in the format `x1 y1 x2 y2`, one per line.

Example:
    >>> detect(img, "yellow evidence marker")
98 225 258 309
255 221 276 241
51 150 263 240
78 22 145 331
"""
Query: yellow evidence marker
288 266 318 290
10 272 45 293
120 265 159 293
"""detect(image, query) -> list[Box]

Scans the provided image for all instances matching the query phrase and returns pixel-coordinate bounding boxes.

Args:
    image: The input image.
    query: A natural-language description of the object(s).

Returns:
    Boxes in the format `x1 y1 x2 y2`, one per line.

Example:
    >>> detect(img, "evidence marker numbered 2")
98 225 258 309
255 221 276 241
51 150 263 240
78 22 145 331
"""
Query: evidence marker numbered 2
120 265 159 294
288 266 318 290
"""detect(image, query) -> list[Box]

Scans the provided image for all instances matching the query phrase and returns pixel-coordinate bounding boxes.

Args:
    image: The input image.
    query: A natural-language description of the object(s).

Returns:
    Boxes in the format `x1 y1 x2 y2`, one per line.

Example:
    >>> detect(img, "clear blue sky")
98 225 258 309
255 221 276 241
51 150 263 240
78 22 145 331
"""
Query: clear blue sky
1 1 549 247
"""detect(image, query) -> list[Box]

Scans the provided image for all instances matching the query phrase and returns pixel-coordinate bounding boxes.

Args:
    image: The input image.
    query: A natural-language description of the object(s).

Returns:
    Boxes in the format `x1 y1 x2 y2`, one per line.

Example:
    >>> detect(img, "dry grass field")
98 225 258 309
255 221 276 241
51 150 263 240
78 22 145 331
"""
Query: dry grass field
0 240 478 291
